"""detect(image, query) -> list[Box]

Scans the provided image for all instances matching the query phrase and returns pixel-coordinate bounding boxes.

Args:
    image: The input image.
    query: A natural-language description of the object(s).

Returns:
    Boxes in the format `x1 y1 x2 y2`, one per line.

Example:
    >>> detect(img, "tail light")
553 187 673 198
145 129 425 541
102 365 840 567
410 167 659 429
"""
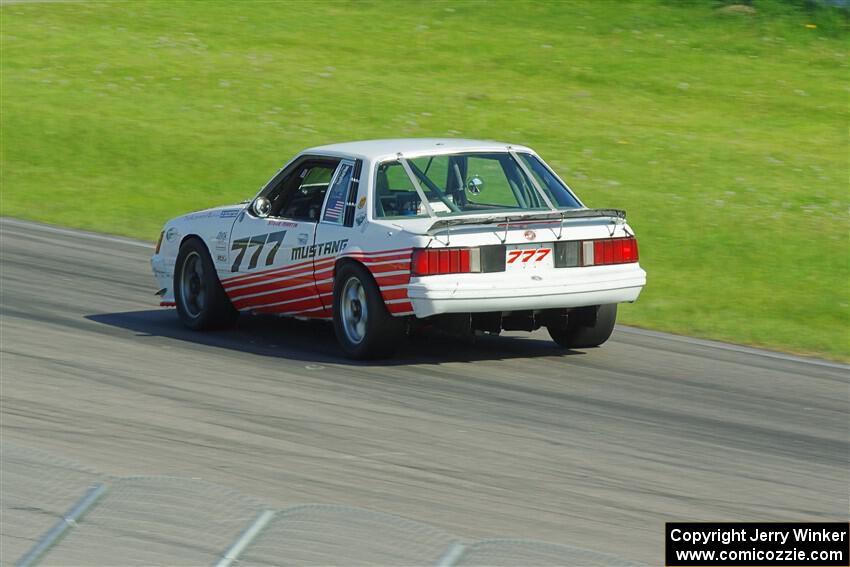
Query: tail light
155 231 164 254
585 237 638 266
555 237 638 267
412 248 478 276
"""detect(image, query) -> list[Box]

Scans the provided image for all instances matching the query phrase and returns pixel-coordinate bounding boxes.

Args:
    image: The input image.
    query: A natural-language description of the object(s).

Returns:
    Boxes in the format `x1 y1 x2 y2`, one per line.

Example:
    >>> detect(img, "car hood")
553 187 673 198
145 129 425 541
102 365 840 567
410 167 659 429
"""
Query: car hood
176 203 247 223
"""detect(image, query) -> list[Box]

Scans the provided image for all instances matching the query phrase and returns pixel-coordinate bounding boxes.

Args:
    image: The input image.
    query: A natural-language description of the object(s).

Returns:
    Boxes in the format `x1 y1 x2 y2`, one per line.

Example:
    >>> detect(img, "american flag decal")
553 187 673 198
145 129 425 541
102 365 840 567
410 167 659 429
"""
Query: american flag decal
323 162 353 223
324 199 344 221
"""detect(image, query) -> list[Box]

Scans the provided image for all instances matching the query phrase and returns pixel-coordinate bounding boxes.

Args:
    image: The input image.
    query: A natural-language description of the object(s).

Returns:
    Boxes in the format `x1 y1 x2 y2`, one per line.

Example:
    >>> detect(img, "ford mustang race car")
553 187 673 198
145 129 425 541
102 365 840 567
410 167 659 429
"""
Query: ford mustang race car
151 139 646 359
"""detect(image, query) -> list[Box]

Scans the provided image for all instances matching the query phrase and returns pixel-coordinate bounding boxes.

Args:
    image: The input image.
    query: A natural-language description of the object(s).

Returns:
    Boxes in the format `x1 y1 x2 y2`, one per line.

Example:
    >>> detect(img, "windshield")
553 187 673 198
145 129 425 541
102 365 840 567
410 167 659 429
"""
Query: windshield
373 152 581 219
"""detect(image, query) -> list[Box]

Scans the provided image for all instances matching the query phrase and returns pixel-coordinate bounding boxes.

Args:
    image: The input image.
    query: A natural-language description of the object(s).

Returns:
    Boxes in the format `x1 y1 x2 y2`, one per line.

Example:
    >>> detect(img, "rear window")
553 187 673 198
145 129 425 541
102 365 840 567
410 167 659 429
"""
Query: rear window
373 152 580 219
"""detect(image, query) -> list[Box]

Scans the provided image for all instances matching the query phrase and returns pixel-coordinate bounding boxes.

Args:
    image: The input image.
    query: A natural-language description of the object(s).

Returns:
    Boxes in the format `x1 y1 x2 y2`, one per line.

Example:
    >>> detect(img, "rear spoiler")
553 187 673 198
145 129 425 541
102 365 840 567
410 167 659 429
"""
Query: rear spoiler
426 208 626 234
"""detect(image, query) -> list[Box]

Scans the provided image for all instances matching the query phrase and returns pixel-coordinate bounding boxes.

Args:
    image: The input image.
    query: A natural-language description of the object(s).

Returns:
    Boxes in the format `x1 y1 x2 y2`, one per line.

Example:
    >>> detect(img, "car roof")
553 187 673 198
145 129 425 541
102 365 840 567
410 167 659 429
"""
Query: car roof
302 138 534 161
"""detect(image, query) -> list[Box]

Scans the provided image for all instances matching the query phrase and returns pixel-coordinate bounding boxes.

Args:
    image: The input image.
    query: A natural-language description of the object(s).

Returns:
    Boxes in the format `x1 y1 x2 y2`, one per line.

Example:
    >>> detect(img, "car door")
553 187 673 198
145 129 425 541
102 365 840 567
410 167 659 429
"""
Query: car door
221 157 340 317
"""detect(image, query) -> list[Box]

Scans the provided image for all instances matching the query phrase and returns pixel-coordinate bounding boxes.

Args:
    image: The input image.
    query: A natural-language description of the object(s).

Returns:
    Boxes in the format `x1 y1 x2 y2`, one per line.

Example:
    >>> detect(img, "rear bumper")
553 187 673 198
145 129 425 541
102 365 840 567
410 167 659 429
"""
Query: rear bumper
407 263 646 318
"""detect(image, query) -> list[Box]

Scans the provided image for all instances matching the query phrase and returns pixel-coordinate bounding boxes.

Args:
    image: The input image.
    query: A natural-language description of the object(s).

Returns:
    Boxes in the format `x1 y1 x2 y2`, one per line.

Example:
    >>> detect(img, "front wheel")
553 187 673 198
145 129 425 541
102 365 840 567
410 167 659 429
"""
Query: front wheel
332 262 405 359
174 238 238 330
548 304 617 349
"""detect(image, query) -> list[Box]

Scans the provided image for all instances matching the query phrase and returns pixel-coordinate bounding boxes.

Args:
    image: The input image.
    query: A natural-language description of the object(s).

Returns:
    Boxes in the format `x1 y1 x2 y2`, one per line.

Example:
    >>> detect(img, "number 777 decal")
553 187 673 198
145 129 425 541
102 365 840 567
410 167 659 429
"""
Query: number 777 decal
231 230 287 272
507 248 551 264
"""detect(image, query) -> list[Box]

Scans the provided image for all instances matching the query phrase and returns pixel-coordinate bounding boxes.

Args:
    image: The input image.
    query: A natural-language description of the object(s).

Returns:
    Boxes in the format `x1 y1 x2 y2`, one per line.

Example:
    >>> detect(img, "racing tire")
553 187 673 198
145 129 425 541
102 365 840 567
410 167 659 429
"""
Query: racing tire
174 237 238 331
332 262 405 359
548 304 617 349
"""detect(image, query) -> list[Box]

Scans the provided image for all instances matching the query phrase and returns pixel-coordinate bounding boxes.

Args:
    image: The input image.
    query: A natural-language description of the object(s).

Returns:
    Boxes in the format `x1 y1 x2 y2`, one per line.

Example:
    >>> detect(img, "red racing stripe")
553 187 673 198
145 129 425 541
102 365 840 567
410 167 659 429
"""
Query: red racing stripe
223 258 335 291
233 285 318 310
223 247 410 287
221 257 317 287
367 261 411 274
251 296 325 315
379 287 408 301
387 301 414 314
291 308 333 319
315 280 334 295
225 249 409 289
374 273 410 287
224 263 335 299
313 266 335 280
227 275 316 301
224 247 416 317
352 253 412 264
495 220 562 228
343 247 411 258
224 256 334 286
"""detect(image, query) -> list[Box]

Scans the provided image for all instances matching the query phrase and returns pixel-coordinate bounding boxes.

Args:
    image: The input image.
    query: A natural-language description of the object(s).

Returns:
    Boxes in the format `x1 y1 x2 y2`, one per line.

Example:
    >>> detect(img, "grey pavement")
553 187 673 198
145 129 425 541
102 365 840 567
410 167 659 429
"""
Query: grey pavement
1 218 847 565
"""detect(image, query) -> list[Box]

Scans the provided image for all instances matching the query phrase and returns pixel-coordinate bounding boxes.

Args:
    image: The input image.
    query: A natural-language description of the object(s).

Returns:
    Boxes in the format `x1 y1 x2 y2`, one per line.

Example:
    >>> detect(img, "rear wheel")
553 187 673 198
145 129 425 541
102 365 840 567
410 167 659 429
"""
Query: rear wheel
333 262 405 359
548 304 617 349
174 238 238 330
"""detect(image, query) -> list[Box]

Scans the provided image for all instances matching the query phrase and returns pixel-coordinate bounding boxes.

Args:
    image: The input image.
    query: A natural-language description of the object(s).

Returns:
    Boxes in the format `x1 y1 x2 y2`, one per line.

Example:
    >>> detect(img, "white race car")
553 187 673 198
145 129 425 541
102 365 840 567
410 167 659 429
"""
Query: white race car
152 139 646 358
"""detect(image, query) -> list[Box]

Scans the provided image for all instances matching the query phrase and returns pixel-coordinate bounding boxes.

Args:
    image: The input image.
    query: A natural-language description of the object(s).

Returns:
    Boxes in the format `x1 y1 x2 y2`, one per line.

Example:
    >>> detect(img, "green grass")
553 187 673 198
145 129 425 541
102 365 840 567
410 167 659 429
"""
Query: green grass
1 0 847 361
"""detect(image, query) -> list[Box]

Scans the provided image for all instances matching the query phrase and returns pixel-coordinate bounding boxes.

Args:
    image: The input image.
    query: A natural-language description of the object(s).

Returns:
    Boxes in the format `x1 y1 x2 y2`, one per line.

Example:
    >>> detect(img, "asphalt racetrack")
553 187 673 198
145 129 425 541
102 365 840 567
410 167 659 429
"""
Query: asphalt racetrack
1 218 848 564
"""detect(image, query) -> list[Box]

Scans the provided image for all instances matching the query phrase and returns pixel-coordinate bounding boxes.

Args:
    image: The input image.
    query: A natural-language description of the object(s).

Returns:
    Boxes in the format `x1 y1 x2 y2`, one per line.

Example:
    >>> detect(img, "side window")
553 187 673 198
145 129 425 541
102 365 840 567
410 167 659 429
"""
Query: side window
374 161 428 218
322 161 354 225
273 162 338 221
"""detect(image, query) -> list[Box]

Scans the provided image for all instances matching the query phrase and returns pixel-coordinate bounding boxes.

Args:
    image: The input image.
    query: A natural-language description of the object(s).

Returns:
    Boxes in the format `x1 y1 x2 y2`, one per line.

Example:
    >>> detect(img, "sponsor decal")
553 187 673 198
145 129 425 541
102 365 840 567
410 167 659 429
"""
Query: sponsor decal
215 231 228 250
184 211 216 220
523 230 536 241
220 208 240 219
291 238 348 261
165 227 180 242
266 219 298 228
355 213 366 226
357 196 366 209
297 233 309 245
230 230 287 272
216 254 227 262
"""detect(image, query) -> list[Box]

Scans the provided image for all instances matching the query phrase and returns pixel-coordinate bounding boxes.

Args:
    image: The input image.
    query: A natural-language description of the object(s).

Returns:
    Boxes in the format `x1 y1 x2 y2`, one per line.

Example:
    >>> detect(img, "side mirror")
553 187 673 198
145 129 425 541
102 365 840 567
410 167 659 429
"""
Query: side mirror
467 176 484 194
252 196 271 218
